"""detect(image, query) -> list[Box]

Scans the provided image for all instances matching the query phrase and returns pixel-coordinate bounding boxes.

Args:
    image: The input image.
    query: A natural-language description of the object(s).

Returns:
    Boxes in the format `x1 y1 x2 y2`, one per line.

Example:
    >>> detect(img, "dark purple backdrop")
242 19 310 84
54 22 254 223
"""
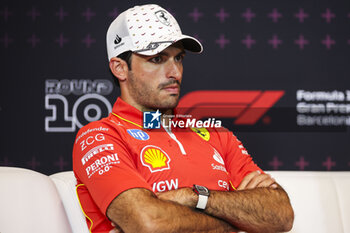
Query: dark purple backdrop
1 0 349 174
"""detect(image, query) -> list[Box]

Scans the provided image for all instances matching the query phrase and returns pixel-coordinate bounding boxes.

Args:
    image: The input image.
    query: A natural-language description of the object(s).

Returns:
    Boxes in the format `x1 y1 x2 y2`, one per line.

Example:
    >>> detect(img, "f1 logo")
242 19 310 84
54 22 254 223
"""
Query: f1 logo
143 110 162 129
177 90 284 125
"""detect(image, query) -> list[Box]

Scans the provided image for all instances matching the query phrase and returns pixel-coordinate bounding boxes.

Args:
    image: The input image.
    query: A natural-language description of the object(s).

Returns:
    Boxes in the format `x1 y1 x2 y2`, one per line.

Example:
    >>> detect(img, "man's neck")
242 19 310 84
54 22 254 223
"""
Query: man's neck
119 95 175 124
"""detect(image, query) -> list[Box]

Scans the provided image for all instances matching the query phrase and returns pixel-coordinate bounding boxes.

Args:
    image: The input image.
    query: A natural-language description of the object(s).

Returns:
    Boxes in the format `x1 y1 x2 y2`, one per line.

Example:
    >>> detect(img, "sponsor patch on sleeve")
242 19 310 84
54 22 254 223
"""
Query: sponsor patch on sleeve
191 127 210 141
127 129 150 141
85 153 120 178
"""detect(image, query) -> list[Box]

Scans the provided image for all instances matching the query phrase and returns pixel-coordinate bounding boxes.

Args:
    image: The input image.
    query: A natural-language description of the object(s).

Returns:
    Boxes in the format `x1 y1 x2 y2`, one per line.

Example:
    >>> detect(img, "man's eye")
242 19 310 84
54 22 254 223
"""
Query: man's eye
150 56 162 63
175 55 184 62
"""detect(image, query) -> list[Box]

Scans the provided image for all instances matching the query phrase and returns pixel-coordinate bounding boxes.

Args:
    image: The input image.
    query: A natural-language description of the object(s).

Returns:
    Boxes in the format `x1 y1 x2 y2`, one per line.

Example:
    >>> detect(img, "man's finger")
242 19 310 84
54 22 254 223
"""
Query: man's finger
245 173 273 189
109 229 123 233
256 176 276 188
256 173 278 189
237 170 261 190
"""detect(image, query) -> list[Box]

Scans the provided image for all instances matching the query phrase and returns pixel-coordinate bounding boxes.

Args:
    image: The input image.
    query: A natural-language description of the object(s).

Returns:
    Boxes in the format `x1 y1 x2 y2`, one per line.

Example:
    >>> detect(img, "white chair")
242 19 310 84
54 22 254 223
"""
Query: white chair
51 170 350 233
269 171 350 233
50 171 90 233
0 167 72 233
6 167 347 233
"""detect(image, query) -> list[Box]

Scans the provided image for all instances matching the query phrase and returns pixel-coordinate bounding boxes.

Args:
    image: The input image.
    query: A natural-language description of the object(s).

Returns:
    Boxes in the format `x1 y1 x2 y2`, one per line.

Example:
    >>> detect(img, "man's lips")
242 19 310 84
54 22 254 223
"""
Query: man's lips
162 84 180 94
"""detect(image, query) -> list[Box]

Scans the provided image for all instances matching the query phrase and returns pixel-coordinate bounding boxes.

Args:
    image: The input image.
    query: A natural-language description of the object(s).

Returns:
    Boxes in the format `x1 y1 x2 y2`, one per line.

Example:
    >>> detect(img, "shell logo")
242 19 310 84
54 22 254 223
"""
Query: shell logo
140 145 171 173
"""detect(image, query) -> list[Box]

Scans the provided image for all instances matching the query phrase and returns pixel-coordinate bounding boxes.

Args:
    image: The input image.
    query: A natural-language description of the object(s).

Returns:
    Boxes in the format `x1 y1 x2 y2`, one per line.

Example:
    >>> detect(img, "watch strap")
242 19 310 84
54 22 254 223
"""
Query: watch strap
196 194 209 209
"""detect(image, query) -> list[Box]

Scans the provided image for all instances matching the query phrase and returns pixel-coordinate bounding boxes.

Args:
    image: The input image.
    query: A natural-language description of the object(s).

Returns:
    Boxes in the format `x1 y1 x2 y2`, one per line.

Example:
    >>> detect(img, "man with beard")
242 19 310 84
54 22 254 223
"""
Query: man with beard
73 4 294 233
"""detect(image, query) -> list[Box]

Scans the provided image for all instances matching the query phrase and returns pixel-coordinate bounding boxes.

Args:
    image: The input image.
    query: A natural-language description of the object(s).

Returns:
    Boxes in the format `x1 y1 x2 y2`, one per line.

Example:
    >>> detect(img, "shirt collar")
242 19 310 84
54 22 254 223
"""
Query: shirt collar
111 97 144 128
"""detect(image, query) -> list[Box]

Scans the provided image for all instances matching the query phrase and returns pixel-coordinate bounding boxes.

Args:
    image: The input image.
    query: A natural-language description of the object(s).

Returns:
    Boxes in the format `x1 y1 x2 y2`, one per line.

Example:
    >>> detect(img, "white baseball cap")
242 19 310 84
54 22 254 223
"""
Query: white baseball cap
106 4 203 60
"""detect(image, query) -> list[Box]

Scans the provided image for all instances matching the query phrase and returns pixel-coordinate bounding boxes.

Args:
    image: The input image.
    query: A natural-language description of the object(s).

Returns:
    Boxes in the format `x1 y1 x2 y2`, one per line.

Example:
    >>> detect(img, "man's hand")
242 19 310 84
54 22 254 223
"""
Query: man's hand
157 170 277 207
110 222 124 233
237 170 277 190
156 171 293 233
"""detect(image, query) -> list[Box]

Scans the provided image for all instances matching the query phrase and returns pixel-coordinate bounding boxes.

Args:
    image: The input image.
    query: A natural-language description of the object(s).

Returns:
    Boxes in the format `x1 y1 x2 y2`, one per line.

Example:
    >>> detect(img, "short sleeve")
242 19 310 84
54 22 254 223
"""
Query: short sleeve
219 130 263 189
73 122 153 215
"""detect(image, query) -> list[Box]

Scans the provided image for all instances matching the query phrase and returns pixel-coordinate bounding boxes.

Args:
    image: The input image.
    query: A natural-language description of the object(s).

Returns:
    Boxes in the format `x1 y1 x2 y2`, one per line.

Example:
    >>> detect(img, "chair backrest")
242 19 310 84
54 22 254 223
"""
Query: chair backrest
269 171 350 233
51 170 350 233
0 167 72 233
8 167 347 233
50 171 90 233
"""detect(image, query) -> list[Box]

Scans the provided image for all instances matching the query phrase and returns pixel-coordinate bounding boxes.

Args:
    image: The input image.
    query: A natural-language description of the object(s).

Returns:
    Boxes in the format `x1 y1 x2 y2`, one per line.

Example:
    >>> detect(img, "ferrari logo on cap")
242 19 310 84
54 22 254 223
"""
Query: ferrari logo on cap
155 10 170 26
140 145 171 173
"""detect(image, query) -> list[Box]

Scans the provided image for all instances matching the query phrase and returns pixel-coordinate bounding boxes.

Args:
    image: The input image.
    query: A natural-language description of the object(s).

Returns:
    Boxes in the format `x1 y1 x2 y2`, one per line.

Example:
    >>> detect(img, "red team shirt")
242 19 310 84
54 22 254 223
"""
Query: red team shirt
73 98 263 232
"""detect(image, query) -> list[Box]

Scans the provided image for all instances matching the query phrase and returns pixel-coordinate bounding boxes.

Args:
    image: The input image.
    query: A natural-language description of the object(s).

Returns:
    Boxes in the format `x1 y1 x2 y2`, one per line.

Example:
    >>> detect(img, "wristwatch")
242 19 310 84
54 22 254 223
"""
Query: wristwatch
193 184 210 210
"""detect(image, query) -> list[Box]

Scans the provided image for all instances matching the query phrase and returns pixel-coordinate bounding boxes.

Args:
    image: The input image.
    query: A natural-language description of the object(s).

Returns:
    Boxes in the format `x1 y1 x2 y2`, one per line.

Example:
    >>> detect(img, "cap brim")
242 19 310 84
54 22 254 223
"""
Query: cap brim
180 35 203 53
134 34 203 56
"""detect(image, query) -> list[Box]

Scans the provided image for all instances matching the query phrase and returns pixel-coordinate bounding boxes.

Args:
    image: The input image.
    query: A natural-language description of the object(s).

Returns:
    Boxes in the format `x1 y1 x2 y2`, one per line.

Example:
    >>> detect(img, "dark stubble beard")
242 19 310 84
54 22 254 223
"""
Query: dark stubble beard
128 72 181 112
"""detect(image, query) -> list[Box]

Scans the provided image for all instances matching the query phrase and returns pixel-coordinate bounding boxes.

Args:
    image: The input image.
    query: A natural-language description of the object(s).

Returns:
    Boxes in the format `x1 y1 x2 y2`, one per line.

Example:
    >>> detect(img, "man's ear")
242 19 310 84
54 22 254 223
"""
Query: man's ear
109 57 129 82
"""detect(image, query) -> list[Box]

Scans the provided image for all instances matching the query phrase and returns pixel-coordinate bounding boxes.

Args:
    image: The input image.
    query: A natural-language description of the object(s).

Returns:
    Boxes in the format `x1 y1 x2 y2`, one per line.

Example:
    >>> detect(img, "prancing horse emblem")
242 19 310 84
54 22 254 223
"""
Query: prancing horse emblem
155 10 170 26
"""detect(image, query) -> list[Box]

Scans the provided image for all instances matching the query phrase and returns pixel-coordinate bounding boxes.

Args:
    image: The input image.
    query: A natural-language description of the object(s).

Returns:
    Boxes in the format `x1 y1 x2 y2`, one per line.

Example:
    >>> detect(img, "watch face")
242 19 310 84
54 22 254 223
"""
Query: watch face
194 185 209 195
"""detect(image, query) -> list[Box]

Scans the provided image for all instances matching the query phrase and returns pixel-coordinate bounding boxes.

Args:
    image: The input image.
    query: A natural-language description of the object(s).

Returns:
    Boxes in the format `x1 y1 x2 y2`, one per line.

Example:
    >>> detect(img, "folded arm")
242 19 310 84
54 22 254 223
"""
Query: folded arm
158 171 294 233
107 188 238 233
206 185 293 233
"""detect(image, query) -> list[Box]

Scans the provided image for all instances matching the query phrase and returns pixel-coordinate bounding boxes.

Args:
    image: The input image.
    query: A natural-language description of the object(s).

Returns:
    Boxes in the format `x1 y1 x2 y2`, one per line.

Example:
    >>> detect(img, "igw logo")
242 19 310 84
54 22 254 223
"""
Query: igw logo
177 91 284 125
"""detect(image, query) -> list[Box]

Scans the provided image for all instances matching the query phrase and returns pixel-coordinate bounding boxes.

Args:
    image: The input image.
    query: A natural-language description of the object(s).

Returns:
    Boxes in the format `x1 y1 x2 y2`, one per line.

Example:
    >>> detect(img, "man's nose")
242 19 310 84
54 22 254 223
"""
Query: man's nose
166 60 182 80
